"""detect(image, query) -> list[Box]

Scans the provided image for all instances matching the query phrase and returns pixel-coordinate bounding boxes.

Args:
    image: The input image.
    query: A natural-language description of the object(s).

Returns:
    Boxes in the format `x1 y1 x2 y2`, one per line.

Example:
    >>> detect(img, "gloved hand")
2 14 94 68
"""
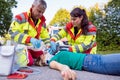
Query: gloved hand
30 38 42 49
48 42 59 55
47 48 54 55
50 41 57 52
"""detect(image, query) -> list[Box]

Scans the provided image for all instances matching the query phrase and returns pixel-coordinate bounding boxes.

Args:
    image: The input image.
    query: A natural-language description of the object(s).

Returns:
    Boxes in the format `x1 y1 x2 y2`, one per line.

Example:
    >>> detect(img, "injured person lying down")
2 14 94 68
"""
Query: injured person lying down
35 48 120 80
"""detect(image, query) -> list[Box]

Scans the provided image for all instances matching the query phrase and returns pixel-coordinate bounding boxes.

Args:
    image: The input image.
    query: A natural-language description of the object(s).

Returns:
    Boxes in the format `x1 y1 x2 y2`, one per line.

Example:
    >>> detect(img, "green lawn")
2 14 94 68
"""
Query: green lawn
97 50 120 54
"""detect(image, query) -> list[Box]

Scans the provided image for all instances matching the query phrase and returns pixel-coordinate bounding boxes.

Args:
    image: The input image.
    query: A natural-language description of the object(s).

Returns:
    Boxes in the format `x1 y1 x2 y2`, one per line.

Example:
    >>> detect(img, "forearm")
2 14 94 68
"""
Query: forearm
49 61 76 80
9 22 31 44
40 29 50 46
49 61 69 72
51 29 66 42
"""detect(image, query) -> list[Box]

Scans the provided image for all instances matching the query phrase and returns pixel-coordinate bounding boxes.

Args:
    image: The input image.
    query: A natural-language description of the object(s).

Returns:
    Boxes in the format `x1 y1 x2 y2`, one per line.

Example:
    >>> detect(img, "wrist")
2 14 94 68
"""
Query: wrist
50 39 56 42
61 66 69 72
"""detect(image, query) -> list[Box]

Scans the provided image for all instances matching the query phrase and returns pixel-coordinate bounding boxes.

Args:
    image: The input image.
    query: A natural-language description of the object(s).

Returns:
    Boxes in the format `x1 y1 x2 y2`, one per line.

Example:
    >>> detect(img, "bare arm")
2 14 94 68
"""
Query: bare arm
49 61 76 80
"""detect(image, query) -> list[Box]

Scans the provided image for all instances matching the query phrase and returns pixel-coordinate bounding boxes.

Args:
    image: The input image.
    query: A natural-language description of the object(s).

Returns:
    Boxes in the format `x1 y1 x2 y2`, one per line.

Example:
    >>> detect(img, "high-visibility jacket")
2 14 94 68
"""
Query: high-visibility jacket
9 9 50 46
51 22 97 54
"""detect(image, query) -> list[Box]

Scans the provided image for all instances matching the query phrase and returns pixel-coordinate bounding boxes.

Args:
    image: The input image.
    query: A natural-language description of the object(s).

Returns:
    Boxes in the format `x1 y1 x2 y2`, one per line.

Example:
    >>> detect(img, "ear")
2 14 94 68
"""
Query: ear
80 15 83 20
31 4 34 8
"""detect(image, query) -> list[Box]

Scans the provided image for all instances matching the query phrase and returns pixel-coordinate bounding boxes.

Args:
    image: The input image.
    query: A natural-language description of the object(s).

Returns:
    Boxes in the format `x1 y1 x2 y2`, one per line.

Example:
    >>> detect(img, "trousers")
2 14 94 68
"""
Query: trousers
83 53 120 75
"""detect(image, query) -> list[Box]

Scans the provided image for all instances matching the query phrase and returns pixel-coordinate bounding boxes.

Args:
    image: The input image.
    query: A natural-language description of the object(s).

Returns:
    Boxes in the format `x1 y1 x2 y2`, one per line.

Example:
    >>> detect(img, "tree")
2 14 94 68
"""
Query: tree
0 0 17 37
89 0 120 51
49 8 70 26
103 0 120 50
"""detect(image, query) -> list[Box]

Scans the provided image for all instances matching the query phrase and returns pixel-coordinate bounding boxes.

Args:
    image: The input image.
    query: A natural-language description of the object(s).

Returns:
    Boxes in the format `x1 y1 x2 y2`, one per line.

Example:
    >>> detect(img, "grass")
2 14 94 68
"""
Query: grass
97 50 120 54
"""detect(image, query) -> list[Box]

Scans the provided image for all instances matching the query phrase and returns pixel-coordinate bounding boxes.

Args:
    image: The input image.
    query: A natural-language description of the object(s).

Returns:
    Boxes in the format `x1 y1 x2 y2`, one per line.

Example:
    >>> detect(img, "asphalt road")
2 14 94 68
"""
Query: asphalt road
0 66 120 80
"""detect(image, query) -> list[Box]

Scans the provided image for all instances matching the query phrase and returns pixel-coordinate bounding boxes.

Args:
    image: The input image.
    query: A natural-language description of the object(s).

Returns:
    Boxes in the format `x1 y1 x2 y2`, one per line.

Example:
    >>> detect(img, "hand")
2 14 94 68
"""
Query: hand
48 42 59 55
30 38 42 49
47 48 57 55
61 67 76 80
47 48 53 55
50 41 57 52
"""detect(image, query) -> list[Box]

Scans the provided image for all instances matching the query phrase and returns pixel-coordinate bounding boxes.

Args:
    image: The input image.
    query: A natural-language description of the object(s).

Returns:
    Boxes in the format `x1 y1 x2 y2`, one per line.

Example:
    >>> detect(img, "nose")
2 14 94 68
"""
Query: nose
39 12 43 18
71 20 74 24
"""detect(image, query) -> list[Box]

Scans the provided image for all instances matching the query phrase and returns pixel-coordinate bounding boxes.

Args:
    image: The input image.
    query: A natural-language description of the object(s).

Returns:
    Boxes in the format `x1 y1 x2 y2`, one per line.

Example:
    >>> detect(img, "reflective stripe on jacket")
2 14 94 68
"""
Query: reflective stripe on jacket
9 9 50 46
51 22 97 54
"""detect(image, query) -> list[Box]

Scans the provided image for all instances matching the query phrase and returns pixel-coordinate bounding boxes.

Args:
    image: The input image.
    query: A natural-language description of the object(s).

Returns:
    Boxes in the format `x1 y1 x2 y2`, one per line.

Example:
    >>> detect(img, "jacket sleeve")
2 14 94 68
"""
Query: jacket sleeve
50 27 67 42
9 20 32 44
70 24 97 53
40 26 51 46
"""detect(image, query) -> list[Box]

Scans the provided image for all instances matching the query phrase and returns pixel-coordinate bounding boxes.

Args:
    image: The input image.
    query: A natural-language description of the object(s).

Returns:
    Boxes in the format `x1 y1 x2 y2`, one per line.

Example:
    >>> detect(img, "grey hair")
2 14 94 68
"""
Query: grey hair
33 0 47 9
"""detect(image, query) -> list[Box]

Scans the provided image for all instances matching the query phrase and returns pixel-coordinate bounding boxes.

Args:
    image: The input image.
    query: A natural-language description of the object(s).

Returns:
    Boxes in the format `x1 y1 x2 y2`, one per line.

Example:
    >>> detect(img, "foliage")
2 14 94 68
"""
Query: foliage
0 0 17 37
49 8 70 26
49 6 87 26
89 0 120 51
88 3 103 24
97 50 120 54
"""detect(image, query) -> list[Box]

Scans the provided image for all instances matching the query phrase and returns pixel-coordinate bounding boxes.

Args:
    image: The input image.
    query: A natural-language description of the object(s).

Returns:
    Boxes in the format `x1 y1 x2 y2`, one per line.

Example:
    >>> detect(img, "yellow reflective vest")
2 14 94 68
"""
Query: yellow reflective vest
51 22 97 54
9 9 50 46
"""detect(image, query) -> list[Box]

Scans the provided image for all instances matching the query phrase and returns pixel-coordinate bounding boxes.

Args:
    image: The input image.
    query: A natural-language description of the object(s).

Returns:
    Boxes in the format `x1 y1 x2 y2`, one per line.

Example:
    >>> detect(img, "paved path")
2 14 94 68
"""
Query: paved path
0 66 120 80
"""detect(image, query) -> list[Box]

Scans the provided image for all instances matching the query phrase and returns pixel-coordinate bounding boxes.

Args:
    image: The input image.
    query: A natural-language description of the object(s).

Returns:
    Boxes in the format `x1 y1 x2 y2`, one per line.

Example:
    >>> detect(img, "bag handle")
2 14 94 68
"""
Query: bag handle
0 46 15 56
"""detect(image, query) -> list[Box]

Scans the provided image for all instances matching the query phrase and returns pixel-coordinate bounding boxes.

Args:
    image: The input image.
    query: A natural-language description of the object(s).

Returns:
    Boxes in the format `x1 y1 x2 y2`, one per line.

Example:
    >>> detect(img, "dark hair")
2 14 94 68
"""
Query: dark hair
70 8 89 34
35 56 45 66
